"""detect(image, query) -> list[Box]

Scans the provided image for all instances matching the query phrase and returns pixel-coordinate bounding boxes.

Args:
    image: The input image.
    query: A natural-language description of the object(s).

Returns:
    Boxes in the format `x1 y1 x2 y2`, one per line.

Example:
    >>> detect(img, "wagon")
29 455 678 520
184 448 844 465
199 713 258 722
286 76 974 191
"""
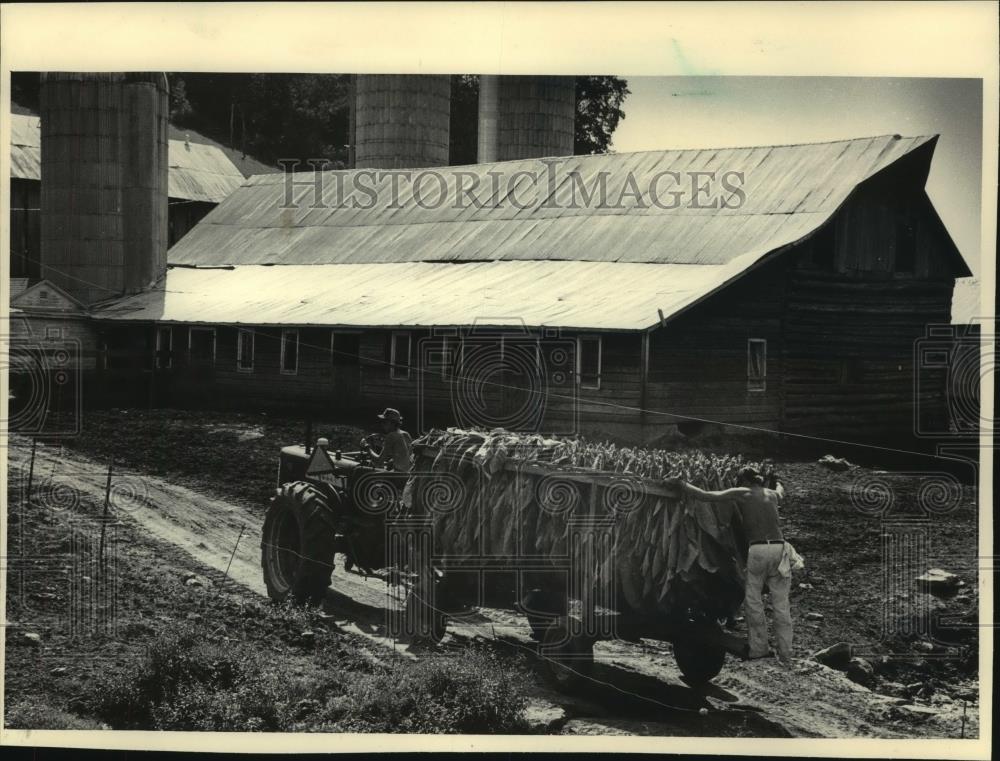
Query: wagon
397 436 751 688
261 427 754 691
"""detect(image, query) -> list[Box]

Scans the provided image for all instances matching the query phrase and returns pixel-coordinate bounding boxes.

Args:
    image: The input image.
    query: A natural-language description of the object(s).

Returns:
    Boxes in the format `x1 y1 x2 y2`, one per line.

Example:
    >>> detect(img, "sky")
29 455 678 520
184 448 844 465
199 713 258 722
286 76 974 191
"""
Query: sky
610 77 983 276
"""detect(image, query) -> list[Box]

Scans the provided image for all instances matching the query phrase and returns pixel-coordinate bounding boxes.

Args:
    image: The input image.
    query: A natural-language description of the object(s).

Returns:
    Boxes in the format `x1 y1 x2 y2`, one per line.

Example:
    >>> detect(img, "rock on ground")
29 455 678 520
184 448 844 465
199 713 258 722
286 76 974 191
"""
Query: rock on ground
812 642 853 670
916 569 962 598
845 657 875 687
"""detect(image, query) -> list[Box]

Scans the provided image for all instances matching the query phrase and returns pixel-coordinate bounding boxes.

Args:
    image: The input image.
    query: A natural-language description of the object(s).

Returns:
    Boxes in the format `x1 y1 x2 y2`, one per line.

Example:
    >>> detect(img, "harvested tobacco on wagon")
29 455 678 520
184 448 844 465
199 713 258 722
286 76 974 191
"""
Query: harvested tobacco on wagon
409 428 762 623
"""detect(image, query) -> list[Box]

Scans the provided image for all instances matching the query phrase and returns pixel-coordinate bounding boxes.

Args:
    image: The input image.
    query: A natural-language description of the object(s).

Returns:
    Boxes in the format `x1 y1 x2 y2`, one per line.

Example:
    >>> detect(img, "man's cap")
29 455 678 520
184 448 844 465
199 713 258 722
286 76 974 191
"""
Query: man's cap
377 407 403 423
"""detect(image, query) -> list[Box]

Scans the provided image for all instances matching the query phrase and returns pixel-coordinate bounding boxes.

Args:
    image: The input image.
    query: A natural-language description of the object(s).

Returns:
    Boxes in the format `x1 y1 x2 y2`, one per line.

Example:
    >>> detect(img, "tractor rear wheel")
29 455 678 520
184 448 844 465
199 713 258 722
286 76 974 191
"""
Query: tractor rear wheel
261 482 339 604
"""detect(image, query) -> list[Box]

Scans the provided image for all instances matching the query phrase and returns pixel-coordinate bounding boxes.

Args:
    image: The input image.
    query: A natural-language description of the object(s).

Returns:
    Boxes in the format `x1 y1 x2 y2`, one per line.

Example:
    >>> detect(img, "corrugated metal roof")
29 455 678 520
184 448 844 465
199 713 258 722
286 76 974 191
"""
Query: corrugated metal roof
167 124 278 179
93 133 960 331
951 277 981 325
9 113 245 202
167 139 246 202
167 134 937 267
93 260 757 331
10 113 40 181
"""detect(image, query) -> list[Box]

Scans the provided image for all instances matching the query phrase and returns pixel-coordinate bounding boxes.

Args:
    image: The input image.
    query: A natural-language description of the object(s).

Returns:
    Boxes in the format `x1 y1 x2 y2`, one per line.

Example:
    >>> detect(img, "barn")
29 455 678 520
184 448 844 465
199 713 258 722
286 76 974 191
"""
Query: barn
87 132 972 447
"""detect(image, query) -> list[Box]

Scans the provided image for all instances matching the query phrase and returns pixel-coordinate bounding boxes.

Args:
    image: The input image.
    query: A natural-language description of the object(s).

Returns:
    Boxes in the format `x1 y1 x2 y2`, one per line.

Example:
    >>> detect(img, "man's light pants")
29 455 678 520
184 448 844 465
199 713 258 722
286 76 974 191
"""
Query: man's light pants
745 543 793 660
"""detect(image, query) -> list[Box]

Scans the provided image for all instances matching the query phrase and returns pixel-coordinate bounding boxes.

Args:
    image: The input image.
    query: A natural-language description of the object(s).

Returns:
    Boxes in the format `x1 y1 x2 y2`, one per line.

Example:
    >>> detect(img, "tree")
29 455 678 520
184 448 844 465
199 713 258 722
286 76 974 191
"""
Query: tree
574 76 630 155
168 73 352 167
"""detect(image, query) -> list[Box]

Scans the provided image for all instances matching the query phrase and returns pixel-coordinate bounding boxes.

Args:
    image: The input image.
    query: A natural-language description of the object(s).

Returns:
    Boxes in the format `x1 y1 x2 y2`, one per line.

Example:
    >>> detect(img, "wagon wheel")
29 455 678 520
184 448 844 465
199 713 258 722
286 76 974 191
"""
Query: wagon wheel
518 586 568 642
672 626 727 685
540 616 594 691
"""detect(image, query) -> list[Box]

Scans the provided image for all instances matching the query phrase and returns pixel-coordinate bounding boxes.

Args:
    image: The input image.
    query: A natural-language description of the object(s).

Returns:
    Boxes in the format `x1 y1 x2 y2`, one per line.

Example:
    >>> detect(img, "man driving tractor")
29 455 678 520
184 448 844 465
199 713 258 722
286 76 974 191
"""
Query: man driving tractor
338 408 414 575
361 407 414 473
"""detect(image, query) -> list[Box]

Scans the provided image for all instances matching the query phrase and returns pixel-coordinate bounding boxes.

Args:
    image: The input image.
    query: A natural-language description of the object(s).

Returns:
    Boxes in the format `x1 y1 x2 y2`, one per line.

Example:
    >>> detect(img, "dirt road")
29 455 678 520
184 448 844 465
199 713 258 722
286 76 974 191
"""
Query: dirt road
7 437 977 738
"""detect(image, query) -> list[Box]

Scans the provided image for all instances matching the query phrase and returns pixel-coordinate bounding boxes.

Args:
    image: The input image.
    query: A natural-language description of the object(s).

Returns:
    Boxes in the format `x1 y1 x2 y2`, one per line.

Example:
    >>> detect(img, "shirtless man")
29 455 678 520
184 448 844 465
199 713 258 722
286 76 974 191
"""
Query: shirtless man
665 467 791 664
361 407 413 473
340 408 414 575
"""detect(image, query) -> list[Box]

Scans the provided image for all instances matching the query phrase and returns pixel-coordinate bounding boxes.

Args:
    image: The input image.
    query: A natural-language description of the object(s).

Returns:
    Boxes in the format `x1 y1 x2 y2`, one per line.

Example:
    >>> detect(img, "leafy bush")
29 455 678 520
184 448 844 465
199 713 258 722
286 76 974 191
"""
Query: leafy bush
5 701 105 730
326 648 530 734
83 625 299 731
82 626 529 733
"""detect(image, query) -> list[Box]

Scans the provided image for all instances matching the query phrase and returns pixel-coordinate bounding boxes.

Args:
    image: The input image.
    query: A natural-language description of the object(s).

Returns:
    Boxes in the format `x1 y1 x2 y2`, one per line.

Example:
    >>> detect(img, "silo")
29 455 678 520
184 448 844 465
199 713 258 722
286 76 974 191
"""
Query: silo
39 72 168 306
477 75 500 163
478 75 576 162
353 74 451 169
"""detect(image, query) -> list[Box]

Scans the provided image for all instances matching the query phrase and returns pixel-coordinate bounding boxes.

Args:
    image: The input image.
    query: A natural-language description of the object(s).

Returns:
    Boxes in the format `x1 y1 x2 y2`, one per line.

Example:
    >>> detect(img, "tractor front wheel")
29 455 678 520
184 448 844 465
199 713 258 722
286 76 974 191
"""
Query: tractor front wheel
261 482 339 604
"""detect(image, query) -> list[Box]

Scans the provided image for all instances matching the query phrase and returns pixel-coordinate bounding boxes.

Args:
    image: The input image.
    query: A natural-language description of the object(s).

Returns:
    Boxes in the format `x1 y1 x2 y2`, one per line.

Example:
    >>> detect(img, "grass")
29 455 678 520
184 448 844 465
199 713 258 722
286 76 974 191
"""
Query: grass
81 624 530 733
3 703 106 730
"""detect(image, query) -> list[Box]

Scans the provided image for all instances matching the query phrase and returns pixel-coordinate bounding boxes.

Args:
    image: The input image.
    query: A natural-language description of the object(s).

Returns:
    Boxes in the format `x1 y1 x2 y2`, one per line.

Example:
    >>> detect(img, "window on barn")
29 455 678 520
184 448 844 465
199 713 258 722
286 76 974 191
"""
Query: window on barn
390 331 411 380
155 326 172 369
577 335 602 390
237 329 255 372
189 328 215 364
747 338 766 392
895 216 917 273
281 330 299 375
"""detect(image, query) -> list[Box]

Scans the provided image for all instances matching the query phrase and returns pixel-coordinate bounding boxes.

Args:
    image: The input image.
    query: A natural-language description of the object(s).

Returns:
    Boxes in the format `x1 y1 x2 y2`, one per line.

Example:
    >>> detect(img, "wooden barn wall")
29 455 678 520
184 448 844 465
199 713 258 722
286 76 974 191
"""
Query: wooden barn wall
645 260 787 436
780 186 956 443
6 314 97 435
125 323 645 436
357 329 641 436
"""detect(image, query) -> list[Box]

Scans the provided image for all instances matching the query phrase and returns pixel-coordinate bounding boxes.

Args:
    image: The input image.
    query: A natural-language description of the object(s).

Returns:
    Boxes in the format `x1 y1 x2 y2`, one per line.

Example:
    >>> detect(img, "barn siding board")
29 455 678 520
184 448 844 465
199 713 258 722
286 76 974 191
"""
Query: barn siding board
779 188 957 441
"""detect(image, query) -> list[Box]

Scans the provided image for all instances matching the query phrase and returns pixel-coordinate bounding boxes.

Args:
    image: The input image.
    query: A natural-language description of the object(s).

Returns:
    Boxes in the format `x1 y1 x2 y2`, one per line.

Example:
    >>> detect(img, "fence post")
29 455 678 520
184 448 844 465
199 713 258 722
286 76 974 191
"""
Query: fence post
222 524 247 590
98 458 113 575
25 437 37 504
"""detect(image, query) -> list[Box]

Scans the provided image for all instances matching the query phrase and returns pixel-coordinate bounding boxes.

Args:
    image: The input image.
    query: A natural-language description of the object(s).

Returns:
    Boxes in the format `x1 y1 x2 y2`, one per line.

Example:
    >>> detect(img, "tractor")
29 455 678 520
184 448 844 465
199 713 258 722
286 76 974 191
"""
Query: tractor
260 438 407 603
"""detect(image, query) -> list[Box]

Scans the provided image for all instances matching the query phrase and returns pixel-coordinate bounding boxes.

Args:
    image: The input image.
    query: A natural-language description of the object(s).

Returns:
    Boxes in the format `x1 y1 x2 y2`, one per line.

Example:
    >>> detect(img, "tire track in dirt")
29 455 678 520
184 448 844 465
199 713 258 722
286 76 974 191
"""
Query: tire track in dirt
5 438 970 739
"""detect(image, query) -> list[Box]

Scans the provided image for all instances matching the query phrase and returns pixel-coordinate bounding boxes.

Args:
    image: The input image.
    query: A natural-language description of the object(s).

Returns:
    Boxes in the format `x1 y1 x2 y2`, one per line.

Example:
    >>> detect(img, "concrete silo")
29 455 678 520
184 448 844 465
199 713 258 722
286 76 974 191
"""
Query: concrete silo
478 75 576 162
352 74 452 169
39 72 169 306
